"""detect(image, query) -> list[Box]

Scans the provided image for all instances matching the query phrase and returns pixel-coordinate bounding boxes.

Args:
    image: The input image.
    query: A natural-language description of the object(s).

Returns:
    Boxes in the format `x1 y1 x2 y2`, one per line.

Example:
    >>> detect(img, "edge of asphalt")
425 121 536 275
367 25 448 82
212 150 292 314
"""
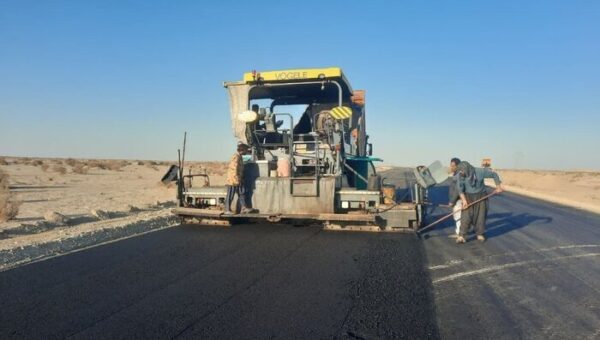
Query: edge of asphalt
0 210 179 272
2 186 597 272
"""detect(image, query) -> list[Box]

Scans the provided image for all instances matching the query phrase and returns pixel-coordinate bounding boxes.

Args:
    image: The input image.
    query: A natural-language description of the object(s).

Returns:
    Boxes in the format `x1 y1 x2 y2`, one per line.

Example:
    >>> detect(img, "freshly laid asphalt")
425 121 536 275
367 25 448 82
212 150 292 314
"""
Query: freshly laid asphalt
1 189 599 339
0 223 438 339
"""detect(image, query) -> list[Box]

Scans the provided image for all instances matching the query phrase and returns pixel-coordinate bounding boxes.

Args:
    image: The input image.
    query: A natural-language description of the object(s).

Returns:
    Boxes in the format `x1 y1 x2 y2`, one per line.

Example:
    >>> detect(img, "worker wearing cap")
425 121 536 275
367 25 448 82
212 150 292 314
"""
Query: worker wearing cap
224 143 255 215
448 157 463 238
456 161 504 243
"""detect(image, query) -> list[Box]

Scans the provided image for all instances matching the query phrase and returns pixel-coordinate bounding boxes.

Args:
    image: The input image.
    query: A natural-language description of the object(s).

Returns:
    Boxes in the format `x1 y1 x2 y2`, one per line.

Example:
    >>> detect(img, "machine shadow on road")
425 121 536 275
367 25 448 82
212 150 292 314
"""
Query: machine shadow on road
485 212 553 239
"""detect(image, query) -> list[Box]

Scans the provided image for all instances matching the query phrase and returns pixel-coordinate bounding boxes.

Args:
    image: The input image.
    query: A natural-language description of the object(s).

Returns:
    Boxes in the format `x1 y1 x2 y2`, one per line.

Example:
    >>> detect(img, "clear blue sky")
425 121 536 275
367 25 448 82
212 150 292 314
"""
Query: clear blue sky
1 1 599 170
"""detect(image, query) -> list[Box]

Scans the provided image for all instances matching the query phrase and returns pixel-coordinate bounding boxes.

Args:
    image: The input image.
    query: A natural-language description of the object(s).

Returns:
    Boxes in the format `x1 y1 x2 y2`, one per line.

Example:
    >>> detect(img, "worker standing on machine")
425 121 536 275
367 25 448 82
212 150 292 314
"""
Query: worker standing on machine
456 161 504 244
448 157 463 238
224 142 255 215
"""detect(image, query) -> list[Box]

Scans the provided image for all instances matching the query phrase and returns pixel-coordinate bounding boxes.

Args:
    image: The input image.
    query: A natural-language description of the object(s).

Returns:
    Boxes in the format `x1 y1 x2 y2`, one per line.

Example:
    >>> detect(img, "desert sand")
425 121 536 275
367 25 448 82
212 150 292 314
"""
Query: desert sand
0 158 227 256
496 169 600 214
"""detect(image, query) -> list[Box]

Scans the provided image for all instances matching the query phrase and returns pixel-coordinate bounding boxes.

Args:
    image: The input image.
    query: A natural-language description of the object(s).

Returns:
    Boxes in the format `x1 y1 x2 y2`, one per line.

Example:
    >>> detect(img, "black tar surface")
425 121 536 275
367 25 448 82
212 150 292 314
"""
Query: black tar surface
0 224 440 339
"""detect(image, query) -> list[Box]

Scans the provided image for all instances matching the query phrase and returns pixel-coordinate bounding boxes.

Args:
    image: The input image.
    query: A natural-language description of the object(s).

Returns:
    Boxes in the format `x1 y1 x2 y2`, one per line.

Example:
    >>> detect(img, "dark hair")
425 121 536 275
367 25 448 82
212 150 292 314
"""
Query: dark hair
450 157 461 165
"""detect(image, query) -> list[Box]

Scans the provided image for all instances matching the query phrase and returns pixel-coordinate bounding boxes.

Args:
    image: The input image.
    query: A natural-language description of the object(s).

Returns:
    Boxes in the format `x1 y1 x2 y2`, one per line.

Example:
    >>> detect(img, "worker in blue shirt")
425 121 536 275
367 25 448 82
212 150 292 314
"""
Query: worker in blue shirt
455 161 504 244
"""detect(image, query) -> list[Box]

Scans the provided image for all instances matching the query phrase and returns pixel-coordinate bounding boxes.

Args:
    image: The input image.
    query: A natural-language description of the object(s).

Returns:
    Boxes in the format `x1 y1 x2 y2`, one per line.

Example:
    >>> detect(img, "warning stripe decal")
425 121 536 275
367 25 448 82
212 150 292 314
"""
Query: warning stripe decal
330 106 352 120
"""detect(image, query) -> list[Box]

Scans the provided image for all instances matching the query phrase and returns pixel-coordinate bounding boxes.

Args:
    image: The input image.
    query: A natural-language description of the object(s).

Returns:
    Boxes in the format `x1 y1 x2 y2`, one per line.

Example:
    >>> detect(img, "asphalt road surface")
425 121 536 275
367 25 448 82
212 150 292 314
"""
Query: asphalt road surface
1 191 599 339
0 224 438 339
424 189 600 339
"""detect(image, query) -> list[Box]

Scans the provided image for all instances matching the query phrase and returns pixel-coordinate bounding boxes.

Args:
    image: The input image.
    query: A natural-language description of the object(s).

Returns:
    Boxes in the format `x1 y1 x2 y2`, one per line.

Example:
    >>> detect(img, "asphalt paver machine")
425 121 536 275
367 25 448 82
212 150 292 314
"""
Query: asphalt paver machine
170 67 442 231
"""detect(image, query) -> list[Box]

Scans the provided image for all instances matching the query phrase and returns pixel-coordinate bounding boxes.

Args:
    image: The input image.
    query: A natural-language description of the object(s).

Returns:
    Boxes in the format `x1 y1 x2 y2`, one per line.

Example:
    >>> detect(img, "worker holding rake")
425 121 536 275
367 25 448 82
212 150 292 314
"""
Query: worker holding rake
455 161 504 244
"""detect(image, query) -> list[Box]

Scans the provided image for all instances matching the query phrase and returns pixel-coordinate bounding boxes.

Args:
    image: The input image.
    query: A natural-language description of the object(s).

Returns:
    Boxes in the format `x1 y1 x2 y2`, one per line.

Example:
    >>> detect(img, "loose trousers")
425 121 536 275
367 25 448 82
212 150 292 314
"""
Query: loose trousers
460 191 488 236
225 185 247 212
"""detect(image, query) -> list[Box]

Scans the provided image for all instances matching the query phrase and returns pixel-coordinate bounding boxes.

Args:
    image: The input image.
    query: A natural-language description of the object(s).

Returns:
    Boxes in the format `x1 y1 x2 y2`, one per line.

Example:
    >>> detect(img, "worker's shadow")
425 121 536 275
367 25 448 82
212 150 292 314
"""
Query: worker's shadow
424 185 553 239
484 213 553 239
424 209 553 239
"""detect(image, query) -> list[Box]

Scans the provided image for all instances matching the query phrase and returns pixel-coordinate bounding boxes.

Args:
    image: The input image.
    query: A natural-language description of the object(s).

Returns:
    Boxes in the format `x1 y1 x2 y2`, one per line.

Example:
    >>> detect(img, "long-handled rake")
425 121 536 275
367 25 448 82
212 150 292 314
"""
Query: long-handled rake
417 191 498 238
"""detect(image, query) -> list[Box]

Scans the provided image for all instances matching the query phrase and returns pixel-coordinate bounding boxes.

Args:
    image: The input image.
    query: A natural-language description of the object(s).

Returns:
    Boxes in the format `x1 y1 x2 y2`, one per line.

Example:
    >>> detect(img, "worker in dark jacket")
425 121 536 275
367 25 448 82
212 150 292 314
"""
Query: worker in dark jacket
455 161 504 243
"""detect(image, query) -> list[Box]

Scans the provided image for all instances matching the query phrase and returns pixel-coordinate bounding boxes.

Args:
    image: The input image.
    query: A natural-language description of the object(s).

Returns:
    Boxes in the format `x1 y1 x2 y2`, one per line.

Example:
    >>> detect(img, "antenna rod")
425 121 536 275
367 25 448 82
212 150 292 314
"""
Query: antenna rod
181 132 187 173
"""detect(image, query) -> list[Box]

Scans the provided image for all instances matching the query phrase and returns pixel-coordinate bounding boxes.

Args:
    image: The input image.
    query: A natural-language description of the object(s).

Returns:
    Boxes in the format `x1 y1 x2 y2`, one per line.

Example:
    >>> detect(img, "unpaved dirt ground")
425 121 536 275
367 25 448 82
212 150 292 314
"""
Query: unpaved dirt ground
0 157 226 253
497 169 600 214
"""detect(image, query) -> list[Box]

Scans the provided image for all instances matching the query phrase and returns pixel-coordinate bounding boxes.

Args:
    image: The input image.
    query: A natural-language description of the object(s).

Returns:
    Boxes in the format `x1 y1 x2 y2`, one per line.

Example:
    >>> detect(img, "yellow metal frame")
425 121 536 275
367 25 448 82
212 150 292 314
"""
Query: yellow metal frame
243 67 343 83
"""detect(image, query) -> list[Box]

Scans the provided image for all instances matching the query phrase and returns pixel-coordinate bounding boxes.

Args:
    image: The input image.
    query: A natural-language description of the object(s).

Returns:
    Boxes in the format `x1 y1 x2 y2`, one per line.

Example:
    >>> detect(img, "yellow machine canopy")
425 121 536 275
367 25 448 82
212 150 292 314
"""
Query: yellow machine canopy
224 67 361 144
231 67 355 104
